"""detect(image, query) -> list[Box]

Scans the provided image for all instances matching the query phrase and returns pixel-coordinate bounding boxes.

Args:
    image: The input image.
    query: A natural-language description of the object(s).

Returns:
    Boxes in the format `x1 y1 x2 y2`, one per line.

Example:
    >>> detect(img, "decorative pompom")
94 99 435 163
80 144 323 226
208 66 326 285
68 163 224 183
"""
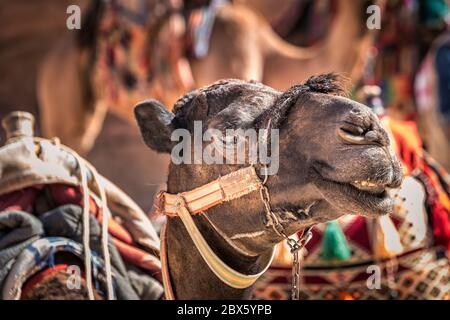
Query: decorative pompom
320 220 352 261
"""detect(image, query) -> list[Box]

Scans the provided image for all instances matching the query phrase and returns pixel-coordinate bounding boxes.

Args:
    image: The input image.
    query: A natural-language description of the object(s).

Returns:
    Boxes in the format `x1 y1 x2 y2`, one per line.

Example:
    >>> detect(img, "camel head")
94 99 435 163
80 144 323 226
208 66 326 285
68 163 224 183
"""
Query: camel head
135 74 403 255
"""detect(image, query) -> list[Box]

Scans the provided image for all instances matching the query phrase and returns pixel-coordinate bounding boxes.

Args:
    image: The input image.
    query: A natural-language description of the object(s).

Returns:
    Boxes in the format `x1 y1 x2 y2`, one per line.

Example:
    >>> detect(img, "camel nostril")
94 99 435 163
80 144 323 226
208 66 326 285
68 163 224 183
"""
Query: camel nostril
338 124 388 147
338 127 366 144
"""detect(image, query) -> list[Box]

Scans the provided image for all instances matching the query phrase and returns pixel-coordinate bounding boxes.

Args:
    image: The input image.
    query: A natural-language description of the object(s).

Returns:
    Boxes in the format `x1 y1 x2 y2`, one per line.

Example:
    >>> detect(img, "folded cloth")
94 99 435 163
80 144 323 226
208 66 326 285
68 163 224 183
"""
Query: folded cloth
2 237 126 299
39 204 129 278
0 211 44 287
47 184 161 276
0 204 163 300
39 204 163 299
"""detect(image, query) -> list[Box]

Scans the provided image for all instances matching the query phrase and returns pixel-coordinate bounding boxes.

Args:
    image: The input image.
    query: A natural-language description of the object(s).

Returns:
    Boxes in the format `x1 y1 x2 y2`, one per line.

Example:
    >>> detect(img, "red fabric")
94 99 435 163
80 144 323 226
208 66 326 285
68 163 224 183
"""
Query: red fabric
0 183 159 281
97 210 134 245
303 215 373 262
112 237 162 282
0 186 41 213
430 202 450 251
420 156 450 251
49 184 134 244
387 118 450 251
49 184 155 267
344 216 371 252
49 184 99 215
388 118 425 175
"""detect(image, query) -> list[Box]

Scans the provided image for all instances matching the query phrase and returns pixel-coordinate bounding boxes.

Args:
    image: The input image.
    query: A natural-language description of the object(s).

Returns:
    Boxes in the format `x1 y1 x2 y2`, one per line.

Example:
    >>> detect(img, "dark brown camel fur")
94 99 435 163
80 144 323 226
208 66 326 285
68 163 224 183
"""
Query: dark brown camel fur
134 74 403 299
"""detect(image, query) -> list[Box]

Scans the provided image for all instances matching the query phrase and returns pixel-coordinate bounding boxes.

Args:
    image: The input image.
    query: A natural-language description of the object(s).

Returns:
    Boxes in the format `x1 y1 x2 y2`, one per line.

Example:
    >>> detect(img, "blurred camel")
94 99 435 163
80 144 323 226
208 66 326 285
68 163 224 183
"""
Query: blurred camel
0 0 90 141
38 0 379 154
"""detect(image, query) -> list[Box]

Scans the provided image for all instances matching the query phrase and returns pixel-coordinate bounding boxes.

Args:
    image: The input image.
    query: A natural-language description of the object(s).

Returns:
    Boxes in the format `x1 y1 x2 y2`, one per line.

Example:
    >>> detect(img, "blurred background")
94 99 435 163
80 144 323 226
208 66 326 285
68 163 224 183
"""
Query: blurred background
1 0 450 301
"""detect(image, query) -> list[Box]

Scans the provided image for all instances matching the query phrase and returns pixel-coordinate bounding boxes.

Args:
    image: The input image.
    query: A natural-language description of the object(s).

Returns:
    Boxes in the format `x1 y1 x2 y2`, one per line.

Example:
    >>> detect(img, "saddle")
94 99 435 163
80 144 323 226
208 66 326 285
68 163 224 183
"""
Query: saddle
0 112 162 299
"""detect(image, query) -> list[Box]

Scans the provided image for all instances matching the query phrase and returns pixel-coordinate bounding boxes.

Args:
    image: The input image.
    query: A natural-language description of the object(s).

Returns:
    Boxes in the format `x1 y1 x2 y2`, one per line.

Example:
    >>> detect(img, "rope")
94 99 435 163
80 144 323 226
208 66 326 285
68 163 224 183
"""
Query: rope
43 138 115 300
74 151 95 300
88 163 114 300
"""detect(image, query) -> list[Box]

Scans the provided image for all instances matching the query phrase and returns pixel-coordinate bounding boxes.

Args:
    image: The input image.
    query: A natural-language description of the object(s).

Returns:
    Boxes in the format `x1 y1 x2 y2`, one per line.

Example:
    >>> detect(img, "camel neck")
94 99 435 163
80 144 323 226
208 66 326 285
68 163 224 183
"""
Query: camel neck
165 215 267 299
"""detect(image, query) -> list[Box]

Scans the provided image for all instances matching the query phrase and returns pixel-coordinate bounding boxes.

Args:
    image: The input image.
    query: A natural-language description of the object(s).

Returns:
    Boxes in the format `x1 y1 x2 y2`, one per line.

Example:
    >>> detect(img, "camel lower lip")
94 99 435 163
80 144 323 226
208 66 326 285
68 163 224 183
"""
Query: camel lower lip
317 177 394 215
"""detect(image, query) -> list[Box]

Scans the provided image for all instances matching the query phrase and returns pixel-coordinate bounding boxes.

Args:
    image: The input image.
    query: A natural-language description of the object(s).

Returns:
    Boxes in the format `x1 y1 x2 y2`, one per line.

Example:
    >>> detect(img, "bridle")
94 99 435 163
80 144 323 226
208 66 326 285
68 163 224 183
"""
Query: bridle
158 165 313 300
258 165 314 300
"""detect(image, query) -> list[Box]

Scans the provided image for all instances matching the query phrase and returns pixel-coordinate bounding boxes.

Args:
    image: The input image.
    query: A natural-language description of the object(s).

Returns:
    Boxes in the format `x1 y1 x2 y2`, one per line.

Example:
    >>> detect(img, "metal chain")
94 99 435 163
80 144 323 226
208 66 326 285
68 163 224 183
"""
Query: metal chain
291 243 301 300
258 165 313 300
287 228 313 299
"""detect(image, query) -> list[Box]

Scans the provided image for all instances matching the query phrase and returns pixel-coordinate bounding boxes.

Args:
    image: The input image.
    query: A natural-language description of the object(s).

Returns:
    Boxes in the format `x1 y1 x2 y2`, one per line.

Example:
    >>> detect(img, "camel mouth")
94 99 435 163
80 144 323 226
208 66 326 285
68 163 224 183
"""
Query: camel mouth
328 178 393 214
349 180 387 195
344 180 389 201
314 170 395 215
333 178 393 214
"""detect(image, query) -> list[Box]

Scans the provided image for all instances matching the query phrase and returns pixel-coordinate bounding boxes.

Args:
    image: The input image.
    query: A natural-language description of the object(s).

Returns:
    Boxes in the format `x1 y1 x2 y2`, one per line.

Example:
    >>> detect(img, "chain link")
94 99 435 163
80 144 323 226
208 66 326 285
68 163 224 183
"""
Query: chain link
286 227 313 299
258 165 313 300
291 247 301 300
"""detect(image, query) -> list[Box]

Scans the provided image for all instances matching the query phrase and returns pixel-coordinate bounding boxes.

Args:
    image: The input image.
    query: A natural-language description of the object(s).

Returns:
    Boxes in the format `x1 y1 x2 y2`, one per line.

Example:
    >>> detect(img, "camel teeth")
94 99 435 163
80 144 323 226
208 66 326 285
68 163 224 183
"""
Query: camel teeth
353 180 383 189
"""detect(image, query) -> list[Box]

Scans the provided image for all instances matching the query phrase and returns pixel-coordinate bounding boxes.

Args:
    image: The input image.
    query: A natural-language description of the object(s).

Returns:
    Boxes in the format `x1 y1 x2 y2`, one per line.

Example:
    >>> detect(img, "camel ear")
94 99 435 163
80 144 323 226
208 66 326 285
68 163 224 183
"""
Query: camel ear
134 99 175 153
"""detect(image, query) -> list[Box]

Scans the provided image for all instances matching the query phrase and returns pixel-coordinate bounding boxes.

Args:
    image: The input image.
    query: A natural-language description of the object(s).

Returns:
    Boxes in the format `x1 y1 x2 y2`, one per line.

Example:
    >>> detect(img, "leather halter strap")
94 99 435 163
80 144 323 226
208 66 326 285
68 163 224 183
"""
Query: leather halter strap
158 166 276 299
158 166 262 216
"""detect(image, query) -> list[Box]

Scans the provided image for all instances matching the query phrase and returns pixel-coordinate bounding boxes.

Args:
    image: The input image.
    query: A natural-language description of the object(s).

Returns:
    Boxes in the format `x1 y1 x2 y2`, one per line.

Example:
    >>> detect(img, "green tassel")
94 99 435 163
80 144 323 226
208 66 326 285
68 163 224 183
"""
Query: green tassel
320 220 352 261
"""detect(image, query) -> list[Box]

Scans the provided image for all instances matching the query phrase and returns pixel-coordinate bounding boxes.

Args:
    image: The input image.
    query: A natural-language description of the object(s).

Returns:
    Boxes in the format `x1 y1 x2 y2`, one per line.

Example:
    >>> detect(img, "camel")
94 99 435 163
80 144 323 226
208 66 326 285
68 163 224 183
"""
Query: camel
133 74 403 299
7 74 402 299
235 0 307 29
38 0 379 154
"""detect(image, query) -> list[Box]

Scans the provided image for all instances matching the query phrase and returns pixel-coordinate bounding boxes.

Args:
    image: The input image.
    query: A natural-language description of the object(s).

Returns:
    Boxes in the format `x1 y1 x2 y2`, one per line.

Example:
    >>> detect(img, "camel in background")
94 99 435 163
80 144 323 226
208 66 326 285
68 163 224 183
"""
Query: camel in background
38 0 379 154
